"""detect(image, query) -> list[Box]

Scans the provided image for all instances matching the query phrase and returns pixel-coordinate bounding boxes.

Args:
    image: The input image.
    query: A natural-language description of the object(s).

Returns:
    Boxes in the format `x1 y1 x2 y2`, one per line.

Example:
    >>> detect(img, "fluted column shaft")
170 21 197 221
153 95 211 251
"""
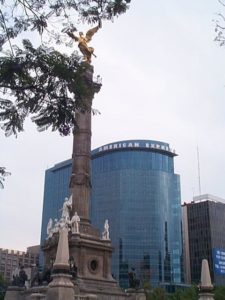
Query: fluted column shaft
70 65 94 222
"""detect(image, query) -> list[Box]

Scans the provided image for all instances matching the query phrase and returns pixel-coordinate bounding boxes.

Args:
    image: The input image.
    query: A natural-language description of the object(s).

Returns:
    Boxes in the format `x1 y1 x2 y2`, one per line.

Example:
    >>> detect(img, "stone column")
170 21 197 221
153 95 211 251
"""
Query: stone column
70 108 92 222
69 64 101 223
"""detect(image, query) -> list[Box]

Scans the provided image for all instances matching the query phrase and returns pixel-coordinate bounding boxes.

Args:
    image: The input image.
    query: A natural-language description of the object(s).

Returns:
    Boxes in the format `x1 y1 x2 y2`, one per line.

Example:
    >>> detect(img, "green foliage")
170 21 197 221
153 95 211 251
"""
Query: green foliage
0 0 131 50
168 286 198 300
215 286 225 300
0 0 131 137
143 281 151 290
0 273 7 300
146 286 198 300
138 285 225 300
0 40 101 136
148 287 167 300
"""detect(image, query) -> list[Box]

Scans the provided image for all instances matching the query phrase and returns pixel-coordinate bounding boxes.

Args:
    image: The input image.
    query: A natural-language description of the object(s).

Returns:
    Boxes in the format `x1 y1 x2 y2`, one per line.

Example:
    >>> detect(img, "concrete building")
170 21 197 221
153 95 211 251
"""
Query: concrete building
0 246 39 282
40 139 183 288
182 194 225 286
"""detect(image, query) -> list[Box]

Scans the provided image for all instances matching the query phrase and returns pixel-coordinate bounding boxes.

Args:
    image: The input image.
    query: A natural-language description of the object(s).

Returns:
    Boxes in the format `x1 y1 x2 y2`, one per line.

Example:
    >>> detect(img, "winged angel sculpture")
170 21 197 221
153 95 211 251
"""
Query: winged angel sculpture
67 25 100 64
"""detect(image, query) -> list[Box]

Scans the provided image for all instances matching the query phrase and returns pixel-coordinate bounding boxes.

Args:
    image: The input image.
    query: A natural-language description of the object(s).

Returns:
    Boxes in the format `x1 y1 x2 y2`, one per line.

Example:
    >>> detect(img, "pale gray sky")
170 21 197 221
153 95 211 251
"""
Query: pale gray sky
1 0 225 250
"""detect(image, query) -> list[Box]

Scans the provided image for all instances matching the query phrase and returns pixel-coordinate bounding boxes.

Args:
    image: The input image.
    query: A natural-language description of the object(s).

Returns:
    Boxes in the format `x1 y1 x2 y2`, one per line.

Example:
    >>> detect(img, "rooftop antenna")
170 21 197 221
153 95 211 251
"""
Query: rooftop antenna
197 145 202 196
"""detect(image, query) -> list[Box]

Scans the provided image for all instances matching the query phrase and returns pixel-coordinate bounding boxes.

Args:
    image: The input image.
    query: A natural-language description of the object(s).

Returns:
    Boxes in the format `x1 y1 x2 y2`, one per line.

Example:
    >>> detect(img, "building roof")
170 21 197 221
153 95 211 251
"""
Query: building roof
182 194 225 206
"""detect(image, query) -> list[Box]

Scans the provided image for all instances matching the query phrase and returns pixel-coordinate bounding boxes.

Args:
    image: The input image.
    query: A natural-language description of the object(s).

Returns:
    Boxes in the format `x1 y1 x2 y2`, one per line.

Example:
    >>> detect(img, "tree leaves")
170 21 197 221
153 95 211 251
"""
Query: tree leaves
0 0 131 50
0 1 131 137
0 40 101 136
0 167 10 189
214 2 225 47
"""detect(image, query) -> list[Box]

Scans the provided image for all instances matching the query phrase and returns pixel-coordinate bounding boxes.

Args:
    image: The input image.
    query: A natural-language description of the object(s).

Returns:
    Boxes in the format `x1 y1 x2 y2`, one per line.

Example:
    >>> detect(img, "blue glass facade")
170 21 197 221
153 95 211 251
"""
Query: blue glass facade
40 159 72 251
40 140 183 287
90 140 182 287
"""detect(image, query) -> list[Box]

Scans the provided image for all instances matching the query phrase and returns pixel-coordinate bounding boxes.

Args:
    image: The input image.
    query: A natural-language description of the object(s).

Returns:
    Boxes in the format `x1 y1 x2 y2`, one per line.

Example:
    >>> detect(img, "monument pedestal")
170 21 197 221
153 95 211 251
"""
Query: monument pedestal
46 275 75 300
126 289 146 300
198 293 214 300
43 223 127 299
29 292 46 300
4 286 25 300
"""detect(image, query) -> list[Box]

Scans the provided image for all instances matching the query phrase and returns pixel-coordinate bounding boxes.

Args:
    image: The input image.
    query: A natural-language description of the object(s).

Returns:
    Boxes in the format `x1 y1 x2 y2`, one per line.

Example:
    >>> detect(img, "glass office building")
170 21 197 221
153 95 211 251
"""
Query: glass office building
90 140 182 287
40 140 183 287
182 195 225 286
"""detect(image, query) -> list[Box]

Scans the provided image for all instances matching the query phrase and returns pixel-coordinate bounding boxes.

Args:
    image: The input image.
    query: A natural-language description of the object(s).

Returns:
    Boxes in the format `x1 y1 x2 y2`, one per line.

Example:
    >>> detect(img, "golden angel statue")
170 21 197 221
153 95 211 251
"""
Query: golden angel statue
67 25 100 64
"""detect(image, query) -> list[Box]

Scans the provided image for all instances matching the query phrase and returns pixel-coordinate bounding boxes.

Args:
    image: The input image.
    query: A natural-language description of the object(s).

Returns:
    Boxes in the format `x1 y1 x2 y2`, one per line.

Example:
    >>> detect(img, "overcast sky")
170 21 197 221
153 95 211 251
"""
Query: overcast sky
1 0 225 251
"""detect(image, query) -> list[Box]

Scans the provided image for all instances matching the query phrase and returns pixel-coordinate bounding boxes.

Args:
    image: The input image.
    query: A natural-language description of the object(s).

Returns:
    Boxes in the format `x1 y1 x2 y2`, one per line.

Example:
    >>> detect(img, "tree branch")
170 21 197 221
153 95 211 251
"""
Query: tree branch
0 9 14 55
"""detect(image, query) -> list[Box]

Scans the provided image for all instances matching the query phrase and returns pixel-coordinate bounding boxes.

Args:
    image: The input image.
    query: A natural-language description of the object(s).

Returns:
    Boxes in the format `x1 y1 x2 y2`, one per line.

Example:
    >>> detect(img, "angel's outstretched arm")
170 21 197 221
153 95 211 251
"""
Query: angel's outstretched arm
67 31 79 42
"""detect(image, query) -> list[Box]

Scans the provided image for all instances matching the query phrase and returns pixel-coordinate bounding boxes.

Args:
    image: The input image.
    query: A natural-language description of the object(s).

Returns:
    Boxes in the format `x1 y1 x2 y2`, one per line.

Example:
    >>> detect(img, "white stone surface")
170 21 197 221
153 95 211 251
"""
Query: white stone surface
71 212 80 234
102 220 110 240
200 259 213 289
199 259 214 300
61 196 72 220
46 218 53 239
54 227 70 268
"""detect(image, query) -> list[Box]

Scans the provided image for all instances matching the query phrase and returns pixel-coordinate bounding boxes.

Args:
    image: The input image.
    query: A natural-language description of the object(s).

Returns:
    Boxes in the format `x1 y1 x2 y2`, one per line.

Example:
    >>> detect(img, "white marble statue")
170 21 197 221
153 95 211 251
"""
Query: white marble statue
47 218 53 239
102 219 110 240
71 212 80 234
61 196 72 220
53 218 60 233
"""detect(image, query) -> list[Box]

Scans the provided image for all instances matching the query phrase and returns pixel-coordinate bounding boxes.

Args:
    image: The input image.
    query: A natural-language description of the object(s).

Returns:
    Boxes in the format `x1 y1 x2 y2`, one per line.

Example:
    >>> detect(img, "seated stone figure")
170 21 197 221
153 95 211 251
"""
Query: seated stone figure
128 268 140 289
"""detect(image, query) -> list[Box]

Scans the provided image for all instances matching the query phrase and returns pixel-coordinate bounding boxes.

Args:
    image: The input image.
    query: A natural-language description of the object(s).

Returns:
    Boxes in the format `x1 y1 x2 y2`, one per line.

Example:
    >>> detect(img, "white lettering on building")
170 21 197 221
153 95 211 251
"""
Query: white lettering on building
98 142 175 154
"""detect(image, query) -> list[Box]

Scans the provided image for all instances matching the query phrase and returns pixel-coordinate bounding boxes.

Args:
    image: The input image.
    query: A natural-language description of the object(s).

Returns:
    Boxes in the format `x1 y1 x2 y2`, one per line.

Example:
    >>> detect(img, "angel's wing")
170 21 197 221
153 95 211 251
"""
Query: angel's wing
85 25 100 42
